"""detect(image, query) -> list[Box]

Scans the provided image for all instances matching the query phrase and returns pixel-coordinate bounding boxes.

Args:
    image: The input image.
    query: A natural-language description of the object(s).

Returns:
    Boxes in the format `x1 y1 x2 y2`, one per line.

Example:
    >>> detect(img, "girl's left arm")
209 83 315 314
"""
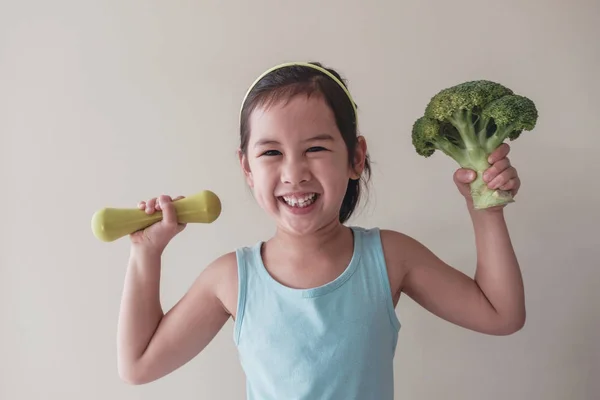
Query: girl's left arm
384 144 526 335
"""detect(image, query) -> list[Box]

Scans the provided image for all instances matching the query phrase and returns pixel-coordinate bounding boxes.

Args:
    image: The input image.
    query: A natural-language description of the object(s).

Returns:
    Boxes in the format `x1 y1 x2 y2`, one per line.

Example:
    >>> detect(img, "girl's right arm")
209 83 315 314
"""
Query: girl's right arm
116 195 235 385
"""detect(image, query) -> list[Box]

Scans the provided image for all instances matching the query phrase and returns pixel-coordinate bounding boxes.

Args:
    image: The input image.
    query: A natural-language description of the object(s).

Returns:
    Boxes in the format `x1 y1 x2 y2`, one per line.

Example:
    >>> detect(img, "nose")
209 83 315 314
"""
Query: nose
281 156 311 185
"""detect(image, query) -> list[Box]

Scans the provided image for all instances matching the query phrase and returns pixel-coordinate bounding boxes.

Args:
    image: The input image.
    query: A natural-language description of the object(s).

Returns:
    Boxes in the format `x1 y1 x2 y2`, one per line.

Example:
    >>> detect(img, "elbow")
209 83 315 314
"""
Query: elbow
118 368 143 385
493 312 526 336
118 362 151 385
496 320 525 336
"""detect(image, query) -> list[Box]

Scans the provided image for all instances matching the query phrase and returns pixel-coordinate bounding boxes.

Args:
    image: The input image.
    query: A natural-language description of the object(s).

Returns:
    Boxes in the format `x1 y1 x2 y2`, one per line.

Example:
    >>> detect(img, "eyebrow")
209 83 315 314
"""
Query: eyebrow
254 133 335 148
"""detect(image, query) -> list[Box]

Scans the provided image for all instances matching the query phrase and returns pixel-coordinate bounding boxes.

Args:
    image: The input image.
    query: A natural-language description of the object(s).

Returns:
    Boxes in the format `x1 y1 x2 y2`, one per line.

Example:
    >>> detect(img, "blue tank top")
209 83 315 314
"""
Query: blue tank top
233 226 401 399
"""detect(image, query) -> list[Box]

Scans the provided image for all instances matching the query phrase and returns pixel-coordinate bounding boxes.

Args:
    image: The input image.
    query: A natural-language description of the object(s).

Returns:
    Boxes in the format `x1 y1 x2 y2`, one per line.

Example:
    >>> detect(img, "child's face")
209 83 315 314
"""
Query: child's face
240 94 365 235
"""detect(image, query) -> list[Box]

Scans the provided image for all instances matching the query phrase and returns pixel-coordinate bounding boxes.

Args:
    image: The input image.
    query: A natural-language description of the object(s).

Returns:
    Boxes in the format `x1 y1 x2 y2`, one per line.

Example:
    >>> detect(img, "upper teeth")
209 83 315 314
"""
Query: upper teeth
282 193 316 207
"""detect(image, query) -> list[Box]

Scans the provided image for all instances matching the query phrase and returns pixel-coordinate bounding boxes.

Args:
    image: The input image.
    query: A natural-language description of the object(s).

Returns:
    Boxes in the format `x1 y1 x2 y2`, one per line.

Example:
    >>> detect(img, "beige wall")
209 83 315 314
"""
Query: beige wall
2 0 599 399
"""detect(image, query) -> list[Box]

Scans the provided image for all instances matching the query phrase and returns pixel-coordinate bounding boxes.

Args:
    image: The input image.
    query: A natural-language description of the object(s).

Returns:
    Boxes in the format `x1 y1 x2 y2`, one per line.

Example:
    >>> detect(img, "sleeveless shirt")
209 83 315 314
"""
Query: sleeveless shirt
233 226 401 399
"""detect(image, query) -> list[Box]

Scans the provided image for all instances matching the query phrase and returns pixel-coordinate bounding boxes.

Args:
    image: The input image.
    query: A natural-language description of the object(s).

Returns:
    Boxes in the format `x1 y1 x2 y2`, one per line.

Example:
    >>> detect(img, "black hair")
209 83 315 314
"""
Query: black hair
239 62 371 223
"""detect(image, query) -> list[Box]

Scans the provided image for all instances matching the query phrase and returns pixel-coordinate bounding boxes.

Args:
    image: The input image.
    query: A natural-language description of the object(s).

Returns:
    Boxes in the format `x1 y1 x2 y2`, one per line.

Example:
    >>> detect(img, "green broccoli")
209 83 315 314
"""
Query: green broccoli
411 80 538 209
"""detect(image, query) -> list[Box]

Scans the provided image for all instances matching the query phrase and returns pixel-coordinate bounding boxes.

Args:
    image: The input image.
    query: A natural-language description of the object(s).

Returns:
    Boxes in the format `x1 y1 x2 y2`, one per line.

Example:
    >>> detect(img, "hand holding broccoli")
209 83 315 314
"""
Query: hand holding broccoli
412 80 538 209
453 143 520 211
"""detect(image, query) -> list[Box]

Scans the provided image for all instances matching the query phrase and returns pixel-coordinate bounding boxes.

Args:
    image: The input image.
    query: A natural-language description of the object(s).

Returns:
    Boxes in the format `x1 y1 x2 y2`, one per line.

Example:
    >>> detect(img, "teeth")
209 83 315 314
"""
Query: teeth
282 193 317 208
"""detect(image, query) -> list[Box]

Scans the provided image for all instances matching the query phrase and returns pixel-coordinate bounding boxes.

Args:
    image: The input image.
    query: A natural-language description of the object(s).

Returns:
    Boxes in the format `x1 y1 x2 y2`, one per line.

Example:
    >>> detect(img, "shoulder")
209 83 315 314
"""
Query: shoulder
370 228 438 296
204 251 239 279
197 251 240 318
379 228 430 263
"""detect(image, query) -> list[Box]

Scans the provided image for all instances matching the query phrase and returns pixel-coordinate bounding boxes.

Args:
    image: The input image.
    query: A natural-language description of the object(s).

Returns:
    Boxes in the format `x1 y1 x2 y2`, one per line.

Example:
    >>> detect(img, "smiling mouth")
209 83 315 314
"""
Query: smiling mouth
278 193 318 208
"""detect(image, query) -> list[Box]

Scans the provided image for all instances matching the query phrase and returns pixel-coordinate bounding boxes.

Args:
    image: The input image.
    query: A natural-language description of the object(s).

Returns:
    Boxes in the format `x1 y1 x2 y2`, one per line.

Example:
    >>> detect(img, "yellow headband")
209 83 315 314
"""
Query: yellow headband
240 61 358 121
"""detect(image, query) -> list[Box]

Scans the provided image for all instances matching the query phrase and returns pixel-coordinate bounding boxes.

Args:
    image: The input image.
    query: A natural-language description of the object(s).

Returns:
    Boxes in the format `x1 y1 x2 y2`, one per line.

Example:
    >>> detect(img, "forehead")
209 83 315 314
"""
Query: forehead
248 94 340 144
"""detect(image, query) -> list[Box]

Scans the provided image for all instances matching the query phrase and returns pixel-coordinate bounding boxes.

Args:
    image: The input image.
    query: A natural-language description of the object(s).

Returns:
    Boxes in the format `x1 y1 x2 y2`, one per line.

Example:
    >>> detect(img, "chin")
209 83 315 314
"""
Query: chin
278 209 340 237
278 222 325 237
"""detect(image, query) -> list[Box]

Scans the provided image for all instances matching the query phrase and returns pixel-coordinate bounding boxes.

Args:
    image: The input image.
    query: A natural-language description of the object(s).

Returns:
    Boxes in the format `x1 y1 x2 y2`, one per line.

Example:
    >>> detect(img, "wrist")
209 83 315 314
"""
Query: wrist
469 205 506 225
129 243 164 261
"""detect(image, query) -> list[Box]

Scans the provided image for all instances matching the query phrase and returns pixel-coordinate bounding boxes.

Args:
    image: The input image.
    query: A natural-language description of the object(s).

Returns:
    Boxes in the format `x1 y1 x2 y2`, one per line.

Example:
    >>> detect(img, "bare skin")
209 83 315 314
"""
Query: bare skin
116 97 525 385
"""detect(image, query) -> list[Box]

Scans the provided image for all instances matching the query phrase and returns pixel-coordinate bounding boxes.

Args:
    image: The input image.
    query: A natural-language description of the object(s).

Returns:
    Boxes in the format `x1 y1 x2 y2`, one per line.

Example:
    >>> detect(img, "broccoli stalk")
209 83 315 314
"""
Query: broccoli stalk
411 80 538 210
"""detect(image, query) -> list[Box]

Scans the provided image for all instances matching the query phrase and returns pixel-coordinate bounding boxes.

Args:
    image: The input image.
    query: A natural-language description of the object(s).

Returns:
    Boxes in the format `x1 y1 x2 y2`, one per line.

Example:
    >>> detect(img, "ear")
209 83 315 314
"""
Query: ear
238 148 254 188
349 135 367 180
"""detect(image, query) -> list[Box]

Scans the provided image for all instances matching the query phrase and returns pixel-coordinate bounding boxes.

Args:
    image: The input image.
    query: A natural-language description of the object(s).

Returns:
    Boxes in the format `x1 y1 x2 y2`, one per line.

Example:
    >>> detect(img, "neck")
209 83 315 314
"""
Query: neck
271 219 350 257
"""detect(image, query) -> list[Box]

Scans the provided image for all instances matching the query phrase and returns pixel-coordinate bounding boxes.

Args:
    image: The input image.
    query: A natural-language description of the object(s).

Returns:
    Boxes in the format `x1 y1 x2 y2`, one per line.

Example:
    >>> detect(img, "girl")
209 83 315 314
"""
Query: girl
117 62 526 399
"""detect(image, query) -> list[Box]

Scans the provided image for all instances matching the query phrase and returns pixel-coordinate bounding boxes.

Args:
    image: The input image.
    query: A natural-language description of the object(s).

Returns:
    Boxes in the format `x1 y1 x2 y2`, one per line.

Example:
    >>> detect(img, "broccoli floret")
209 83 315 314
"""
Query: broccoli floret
411 80 538 209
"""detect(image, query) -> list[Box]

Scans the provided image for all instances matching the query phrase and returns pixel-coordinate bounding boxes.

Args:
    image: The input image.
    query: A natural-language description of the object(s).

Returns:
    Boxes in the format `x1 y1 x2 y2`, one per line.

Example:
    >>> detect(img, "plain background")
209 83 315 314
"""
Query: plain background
2 0 599 399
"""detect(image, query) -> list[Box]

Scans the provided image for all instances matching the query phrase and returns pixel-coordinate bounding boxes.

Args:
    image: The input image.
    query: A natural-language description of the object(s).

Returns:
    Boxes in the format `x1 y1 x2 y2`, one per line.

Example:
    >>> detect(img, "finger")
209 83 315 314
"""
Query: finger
138 201 146 209
158 195 178 225
146 198 157 213
488 167 518 189
453 168 476 184
488 143 510 164
173 195 185 201
499 177 520 195
484 157 511 182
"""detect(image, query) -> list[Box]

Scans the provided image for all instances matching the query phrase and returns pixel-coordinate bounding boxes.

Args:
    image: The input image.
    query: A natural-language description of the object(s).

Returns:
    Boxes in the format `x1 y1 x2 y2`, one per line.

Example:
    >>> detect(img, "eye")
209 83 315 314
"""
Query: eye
307 146 327 153
261 150 281 156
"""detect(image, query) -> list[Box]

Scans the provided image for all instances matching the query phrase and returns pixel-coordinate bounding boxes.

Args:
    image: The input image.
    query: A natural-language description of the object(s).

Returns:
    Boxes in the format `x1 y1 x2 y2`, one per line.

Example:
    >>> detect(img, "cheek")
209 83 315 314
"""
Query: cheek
317 158 351 191
249 161 278 191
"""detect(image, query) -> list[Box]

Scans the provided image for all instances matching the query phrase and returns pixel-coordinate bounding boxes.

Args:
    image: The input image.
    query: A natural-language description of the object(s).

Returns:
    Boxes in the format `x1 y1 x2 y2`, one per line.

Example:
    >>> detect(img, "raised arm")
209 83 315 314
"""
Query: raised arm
382 211 525 335
383 144 526 335
116 195 236 384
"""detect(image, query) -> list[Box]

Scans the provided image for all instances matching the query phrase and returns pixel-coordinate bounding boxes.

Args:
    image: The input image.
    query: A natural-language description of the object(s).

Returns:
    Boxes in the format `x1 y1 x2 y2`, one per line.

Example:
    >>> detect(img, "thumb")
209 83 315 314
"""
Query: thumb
454 168 476 185
159 195 186 233
158 195 178 226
